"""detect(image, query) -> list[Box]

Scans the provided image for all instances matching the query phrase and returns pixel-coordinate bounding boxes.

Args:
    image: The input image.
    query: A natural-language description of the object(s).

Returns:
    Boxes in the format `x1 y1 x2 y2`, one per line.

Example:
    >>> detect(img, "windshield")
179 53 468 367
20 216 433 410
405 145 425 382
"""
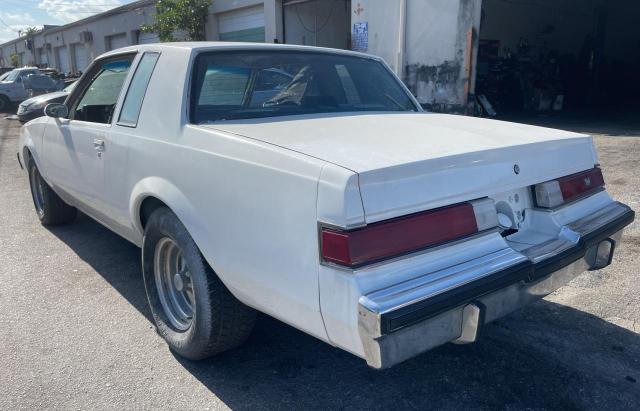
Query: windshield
3 69 38 82
190 51 417 123
0 71 10 81
2 70 19 82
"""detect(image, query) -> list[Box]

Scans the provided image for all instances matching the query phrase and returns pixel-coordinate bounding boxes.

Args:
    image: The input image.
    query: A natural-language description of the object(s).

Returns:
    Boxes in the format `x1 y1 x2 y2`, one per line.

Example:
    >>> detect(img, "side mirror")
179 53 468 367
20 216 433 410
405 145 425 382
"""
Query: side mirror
44 103 69 118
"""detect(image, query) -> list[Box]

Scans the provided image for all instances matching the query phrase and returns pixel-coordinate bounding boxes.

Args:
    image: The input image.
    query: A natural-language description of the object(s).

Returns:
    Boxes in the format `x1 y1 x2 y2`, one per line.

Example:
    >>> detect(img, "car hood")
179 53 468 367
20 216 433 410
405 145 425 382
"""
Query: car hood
20 91 68 107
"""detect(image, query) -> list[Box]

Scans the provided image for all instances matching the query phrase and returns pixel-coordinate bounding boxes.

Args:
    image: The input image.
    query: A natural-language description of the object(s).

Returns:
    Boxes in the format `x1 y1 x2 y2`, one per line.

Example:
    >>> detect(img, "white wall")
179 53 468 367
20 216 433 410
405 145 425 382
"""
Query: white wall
352 0 481 110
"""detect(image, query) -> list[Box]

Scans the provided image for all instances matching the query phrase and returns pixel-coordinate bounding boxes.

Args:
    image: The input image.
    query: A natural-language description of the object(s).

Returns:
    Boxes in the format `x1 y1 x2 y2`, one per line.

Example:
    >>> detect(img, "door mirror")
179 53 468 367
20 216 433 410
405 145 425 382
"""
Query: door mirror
44 103 69 118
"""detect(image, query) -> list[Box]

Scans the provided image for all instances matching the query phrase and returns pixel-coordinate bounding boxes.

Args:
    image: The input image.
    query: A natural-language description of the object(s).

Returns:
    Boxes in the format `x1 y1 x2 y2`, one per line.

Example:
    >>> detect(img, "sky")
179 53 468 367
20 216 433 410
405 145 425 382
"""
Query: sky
0 0 138 44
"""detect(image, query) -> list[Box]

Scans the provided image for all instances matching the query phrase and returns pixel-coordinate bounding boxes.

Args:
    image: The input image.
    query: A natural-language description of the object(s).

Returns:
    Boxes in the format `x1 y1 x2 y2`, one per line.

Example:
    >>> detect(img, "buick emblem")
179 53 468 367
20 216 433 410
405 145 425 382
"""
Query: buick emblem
513 164 520 175
584 177 591 186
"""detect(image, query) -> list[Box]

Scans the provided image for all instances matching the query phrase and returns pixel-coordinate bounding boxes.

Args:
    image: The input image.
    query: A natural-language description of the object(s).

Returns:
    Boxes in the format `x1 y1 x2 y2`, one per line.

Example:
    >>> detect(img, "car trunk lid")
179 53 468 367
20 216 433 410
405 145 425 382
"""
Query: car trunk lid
200 112 597 223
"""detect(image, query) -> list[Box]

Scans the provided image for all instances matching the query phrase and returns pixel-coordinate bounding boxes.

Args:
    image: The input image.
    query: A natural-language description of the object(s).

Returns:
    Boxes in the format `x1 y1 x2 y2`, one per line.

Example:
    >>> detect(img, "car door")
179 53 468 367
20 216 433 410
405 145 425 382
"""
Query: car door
42 55 134 222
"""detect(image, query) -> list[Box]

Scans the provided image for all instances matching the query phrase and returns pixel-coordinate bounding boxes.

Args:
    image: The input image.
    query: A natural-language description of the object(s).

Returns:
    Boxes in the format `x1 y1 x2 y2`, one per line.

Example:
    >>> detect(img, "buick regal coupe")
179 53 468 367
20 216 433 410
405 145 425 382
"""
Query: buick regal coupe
17 43 634 369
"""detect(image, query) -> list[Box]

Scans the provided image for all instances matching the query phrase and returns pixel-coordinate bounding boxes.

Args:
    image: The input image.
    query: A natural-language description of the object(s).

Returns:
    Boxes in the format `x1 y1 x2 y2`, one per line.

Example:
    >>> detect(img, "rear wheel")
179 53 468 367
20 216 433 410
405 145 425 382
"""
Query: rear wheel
142 207 256 360
27 159 77 225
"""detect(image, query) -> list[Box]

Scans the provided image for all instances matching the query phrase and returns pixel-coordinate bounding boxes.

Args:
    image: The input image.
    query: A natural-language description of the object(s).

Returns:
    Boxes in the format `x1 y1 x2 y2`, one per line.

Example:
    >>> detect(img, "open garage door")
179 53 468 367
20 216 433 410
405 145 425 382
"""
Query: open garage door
72 44 89 73
218 6 265 42
283 0 351 49
476 0 640 117
56 46 70 74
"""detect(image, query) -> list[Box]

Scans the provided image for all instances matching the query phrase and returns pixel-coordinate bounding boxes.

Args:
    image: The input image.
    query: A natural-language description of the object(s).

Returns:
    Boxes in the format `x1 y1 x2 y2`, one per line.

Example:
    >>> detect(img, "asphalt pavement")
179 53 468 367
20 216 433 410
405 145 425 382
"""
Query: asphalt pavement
1 112 639 410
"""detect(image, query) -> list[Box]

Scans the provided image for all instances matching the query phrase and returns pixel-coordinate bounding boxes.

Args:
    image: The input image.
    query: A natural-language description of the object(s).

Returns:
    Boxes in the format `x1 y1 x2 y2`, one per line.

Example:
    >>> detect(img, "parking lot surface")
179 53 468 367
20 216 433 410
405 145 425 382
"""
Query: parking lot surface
1 113 639 410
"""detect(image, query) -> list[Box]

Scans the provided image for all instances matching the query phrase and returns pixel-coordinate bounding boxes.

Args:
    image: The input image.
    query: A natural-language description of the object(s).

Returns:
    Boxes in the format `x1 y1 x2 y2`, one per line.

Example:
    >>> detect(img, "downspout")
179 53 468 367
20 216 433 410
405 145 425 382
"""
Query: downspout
396 0 407 78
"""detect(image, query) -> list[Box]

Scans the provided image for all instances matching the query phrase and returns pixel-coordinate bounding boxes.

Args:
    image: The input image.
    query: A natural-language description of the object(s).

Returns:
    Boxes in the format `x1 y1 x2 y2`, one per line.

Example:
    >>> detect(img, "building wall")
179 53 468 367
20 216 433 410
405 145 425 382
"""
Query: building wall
352 0 481 111
0 1 156 72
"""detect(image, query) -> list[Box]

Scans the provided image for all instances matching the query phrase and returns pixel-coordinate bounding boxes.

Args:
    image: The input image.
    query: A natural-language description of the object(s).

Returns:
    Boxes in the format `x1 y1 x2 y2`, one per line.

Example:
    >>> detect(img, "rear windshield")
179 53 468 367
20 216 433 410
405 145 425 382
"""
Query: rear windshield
190 50 417 123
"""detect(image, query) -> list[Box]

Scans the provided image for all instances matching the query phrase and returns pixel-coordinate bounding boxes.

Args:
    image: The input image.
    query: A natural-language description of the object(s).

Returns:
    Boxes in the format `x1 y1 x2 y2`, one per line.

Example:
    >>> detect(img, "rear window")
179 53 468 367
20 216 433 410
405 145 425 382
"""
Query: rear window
190 50 417 123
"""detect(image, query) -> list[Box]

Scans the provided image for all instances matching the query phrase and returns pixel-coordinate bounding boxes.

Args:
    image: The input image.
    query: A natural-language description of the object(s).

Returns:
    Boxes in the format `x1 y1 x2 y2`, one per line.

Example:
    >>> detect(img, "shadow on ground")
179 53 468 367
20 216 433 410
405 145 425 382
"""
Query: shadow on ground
48 213 640 410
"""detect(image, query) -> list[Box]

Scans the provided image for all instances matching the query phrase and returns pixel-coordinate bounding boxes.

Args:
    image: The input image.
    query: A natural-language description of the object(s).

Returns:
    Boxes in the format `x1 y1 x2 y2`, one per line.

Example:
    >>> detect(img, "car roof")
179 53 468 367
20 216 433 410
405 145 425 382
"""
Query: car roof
98 42 380 61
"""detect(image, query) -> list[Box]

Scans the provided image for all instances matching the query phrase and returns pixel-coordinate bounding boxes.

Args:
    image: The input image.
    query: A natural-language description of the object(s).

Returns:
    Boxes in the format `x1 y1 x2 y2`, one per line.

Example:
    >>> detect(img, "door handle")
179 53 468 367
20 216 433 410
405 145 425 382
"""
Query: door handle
93 139 105 152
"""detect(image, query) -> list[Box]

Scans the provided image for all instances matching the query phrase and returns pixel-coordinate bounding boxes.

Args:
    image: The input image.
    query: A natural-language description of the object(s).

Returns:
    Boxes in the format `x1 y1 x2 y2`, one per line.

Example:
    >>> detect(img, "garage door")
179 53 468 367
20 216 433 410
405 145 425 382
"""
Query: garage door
218 5 265 42
138 31 159 44
107 33 128 51
73 44 89 73
38 48 49 67
56 46 70 74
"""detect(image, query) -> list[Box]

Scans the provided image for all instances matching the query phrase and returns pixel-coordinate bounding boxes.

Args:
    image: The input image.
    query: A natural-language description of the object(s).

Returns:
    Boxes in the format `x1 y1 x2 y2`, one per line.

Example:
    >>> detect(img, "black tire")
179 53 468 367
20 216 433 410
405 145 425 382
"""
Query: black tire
27 159 77 225
142 207 256 360
0 95 10 111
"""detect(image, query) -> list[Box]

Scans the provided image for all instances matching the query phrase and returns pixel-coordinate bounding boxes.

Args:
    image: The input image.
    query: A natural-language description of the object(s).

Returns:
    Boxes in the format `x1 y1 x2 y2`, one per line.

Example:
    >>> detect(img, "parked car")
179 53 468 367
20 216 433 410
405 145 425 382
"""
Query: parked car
17 82 76 123
0 67 40 110
17 43 634 369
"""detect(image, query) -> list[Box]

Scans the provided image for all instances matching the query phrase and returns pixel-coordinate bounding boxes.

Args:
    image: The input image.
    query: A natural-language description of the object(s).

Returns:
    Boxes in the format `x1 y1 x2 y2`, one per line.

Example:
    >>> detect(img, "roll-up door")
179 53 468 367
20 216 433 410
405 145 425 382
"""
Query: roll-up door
138 31 159 44
56 46 70 74
107 33 128 51
73 44 89 73
218 5 265 42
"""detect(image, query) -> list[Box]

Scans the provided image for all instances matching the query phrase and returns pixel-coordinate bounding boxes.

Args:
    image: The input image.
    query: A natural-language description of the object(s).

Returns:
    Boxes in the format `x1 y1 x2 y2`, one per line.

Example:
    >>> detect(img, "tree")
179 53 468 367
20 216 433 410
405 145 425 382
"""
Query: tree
10 53 19 67
141 0 212 42
24 26 38 36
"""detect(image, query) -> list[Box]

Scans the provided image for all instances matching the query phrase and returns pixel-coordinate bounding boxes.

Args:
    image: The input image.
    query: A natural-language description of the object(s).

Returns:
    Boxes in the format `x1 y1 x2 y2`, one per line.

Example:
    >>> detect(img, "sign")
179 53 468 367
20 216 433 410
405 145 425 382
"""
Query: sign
352 22 368 52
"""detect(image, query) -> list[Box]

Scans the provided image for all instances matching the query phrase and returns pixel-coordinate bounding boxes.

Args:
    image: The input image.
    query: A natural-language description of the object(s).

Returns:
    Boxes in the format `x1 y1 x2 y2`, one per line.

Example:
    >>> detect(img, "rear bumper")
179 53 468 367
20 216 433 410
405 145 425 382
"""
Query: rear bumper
357 201 634 369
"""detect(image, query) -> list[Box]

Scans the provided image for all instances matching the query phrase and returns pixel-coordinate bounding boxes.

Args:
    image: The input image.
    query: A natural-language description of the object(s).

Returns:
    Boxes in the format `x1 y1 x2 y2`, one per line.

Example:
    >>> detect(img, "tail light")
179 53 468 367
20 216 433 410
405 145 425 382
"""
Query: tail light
534 167 604 208
320 199 497 268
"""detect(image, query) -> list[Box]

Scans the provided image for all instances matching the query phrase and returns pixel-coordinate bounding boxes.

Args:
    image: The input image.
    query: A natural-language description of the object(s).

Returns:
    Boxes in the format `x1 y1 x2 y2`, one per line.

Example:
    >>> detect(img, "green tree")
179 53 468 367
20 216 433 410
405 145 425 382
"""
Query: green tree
141 0 212 42
24 26 39 36
9 53 19 67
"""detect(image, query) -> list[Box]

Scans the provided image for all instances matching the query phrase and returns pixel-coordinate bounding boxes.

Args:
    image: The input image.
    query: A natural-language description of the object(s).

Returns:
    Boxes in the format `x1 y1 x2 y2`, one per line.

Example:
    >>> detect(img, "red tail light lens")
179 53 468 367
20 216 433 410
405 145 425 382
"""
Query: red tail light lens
321 203 479 268
534 167 604 208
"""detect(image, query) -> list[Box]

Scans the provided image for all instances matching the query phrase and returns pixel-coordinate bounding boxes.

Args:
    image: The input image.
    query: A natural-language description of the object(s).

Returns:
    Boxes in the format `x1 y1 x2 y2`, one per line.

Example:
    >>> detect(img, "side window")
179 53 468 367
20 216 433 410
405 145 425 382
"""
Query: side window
118 52 160 126
71 57 133 124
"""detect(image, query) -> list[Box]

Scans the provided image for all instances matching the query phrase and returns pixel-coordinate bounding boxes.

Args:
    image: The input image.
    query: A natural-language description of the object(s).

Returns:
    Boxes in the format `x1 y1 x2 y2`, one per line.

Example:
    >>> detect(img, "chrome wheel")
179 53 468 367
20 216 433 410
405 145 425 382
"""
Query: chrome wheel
30 168 45 218
153 237 195 331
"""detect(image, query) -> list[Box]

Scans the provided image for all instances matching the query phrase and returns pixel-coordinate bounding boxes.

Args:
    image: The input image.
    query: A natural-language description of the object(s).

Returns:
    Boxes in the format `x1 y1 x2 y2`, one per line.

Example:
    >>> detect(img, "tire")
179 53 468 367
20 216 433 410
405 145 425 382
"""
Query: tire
0 95 10 111
27 159 77 225
142 207 256 360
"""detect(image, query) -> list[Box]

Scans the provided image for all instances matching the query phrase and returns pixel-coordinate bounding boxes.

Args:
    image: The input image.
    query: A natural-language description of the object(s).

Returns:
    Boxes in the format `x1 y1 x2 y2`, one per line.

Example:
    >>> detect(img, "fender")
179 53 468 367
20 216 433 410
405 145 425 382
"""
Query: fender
129 176 203 245
128 176 253 305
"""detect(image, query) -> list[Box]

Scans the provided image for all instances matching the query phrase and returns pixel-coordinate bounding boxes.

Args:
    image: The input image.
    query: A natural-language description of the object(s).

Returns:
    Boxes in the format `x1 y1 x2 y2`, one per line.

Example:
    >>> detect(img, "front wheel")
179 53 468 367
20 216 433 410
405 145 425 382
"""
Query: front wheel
142 207 256 360
27 160 77 225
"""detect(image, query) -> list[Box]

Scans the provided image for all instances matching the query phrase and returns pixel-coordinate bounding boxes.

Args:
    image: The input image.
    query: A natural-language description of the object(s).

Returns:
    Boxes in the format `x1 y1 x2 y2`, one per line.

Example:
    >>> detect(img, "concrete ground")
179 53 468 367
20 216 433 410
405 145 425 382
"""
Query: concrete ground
0 112 638 410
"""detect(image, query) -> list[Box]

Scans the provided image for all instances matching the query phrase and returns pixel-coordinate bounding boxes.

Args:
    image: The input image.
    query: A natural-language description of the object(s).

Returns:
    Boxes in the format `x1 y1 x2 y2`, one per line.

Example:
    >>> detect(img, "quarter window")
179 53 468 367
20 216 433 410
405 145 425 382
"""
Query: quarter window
119 52 160 126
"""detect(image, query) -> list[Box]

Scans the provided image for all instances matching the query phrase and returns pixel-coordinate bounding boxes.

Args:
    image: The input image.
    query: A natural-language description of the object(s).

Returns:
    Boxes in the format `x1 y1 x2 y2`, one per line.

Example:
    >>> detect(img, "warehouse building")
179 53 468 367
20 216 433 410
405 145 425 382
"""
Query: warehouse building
1 0 639 116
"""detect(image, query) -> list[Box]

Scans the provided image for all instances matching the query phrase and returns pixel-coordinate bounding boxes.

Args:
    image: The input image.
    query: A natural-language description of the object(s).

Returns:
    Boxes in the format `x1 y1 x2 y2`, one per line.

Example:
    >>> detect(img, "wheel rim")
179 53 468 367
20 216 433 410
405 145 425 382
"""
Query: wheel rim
153 237 195 331
30 168 45 218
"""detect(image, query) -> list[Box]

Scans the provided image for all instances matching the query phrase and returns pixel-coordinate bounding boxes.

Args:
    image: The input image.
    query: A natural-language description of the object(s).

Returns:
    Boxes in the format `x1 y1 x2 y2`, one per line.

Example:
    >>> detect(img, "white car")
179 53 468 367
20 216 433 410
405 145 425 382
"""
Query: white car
17 43 634 369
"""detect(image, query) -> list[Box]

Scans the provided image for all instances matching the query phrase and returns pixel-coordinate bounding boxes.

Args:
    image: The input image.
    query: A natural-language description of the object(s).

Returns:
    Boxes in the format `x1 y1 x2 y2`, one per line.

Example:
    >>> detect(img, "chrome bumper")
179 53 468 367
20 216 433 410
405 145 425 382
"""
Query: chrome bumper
357 202 634 369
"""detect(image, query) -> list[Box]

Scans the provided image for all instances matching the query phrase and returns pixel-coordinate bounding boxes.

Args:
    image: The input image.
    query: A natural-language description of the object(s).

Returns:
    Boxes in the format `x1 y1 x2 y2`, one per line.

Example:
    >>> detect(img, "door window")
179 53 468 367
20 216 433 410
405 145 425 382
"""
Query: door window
71 57 133 124
118 52 160 126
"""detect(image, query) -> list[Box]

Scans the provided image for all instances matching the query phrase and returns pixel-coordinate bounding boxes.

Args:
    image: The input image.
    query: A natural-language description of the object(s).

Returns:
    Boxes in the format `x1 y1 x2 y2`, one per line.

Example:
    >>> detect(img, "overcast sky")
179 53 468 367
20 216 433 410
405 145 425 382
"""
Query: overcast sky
0 0 138 44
